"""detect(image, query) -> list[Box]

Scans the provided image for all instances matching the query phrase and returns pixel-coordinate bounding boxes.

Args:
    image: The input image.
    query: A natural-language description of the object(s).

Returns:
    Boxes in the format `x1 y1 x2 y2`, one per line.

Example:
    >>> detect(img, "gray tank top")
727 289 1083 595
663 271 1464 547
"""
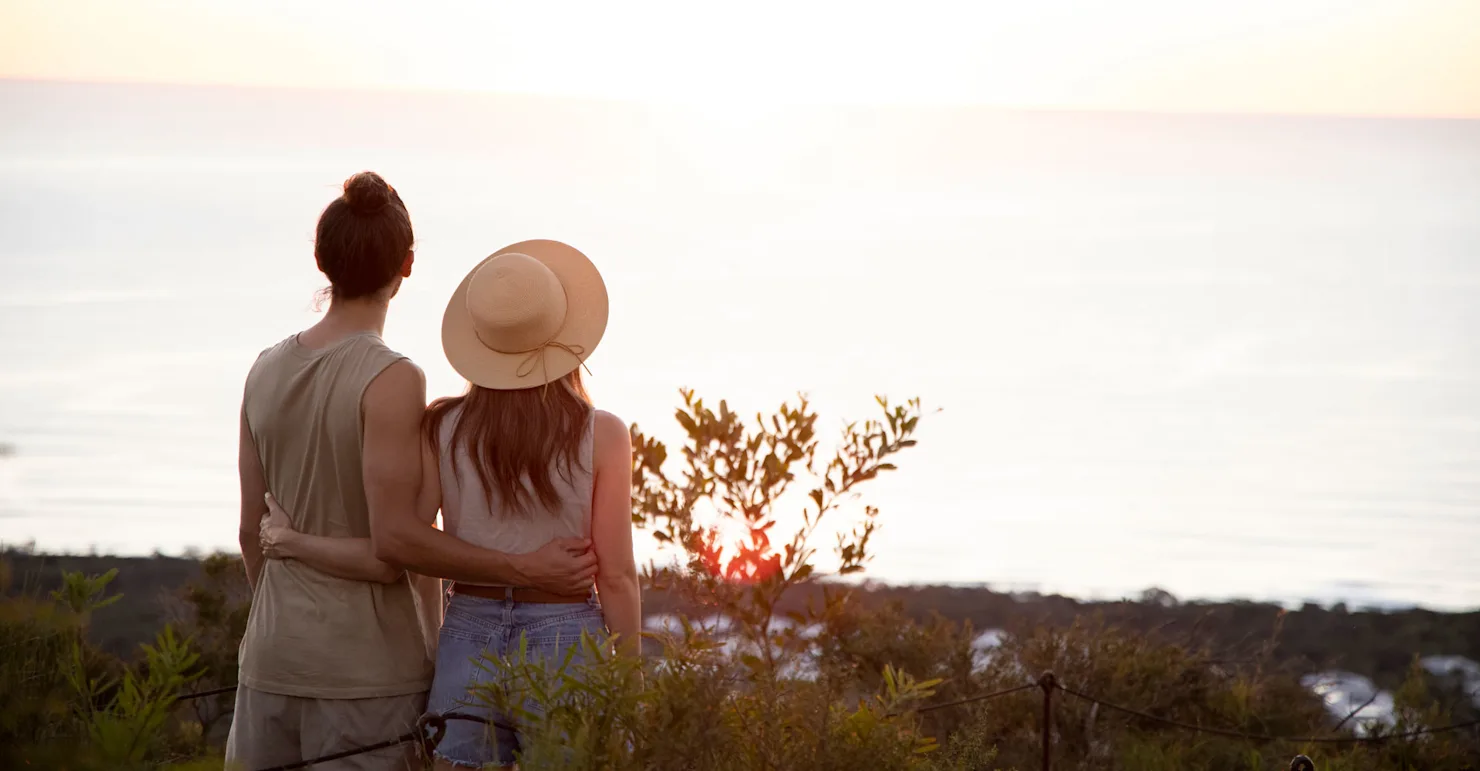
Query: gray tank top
435 404 595 573
240 332 436 698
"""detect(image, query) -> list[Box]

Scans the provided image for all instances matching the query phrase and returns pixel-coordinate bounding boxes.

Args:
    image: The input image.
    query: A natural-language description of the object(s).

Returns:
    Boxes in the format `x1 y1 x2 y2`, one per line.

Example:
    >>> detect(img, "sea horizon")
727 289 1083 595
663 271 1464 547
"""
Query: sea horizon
3 79 1478 611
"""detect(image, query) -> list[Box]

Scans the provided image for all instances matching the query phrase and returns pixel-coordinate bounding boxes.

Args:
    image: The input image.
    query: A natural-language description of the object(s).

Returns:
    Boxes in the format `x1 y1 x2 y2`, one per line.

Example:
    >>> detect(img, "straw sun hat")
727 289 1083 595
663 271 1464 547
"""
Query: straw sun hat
441 239 608 390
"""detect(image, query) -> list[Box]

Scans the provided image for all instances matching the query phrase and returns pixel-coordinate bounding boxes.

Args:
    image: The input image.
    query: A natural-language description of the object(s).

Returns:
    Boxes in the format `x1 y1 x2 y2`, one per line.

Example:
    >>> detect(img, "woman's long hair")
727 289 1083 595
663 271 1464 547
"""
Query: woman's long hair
423 370 593 515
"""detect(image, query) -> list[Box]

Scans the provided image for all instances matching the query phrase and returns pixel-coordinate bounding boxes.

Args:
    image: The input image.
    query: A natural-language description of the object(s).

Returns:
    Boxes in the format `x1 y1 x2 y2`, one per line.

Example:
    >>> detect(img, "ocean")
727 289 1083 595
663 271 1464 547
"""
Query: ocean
2 80 1477 610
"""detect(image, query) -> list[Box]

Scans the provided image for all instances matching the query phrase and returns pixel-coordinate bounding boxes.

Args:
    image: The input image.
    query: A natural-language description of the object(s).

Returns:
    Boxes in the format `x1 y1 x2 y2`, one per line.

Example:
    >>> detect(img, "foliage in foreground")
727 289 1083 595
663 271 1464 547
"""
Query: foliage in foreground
0 566 220 770
2 390 1477 770
459 602 1478 771
475 628 991 771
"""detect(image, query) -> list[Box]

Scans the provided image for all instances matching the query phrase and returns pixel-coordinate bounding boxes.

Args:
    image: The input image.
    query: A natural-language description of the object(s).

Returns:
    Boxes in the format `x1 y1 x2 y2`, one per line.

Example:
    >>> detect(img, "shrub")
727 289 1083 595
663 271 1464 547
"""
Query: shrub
464 627 998 771
0 562 215 770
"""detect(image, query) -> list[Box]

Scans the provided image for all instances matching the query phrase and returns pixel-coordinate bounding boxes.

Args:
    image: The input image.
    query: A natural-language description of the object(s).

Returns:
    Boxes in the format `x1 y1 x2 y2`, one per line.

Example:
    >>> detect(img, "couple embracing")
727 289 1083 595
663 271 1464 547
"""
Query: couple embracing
228 172 640 770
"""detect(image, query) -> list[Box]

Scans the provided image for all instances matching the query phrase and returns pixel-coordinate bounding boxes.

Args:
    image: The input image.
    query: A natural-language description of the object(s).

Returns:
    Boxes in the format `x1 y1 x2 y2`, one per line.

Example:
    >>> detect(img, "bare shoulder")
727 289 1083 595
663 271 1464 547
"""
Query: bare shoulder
363 359 427 414
592 409 631 457
593 409 629 440
370 358 426 392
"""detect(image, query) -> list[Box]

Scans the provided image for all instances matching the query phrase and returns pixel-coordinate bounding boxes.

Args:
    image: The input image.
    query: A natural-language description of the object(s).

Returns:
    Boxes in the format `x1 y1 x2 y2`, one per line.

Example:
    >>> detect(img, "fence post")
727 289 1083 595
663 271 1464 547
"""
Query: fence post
1038 671 1057 771
1289 755 1314 771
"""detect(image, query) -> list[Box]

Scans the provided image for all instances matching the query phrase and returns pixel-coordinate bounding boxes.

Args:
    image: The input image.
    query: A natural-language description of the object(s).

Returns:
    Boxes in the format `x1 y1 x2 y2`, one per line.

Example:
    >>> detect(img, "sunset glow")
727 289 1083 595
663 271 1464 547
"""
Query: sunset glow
4 0 1480 117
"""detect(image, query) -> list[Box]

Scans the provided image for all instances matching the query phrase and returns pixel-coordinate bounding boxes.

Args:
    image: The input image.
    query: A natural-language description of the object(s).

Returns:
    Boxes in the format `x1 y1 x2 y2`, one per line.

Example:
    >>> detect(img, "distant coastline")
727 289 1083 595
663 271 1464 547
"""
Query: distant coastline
5 541 1470 614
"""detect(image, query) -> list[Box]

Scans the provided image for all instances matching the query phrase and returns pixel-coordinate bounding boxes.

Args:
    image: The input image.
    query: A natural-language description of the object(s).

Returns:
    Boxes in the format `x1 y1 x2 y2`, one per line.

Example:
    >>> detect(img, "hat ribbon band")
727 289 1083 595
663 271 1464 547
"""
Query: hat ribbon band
514 339 593 384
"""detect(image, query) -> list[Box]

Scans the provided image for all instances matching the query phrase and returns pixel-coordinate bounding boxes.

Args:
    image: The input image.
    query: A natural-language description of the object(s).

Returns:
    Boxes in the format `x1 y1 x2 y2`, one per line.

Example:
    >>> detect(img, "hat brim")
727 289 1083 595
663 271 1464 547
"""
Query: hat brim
442 239 608 390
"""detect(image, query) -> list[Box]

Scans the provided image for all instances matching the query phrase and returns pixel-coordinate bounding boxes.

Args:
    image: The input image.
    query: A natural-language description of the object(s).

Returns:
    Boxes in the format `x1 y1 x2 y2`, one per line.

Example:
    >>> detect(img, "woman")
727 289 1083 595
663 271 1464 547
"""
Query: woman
262 240 641 769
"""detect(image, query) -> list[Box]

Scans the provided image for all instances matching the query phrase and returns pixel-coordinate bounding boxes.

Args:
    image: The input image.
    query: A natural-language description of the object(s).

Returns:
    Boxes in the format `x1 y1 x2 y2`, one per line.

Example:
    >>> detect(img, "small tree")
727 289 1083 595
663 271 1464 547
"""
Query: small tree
630 389 924 675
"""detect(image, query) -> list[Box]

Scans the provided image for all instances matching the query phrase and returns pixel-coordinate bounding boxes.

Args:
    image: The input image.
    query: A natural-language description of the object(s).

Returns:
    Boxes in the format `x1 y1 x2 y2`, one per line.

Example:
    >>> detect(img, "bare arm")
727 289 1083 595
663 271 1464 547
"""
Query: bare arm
251 399 448 585
259 494 401 583
591 410 641 656
237 405 267 591
256 424 445 584
364 361 598 592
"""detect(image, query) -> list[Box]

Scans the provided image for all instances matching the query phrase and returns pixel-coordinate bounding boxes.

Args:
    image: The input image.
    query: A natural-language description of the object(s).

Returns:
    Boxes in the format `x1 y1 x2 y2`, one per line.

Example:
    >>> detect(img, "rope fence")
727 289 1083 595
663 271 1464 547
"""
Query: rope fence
176 674 1480 771
177 684 238 701
905 681 1039 715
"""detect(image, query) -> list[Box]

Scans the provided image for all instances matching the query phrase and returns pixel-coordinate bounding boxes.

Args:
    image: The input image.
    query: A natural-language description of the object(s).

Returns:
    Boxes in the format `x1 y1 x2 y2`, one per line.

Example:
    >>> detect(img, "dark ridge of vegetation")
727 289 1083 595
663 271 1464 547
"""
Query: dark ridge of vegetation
2 548 208 654
8 548 1475 700
699 582 1480 697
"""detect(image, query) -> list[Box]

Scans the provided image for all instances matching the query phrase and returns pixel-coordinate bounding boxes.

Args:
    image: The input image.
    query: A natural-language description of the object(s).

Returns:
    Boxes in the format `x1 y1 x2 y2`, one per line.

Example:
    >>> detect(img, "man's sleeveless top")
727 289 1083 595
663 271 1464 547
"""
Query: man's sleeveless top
239 331 435 699
434 404 595 573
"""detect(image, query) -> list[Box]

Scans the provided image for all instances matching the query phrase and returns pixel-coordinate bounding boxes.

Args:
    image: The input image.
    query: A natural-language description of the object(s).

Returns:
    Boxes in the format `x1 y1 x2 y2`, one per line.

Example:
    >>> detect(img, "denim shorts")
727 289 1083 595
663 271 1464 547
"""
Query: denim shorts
426 592 607 768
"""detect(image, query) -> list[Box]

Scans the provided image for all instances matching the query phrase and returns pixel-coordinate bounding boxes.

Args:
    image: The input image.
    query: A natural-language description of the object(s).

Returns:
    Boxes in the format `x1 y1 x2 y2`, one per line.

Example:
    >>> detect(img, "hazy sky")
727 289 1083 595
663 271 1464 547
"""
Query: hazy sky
4 0 1479 117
